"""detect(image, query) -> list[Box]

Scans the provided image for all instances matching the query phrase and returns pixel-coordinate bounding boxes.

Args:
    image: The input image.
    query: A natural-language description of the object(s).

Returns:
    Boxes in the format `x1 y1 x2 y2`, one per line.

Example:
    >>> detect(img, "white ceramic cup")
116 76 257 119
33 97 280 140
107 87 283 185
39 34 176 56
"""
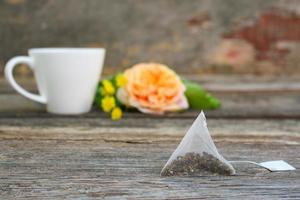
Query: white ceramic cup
5 48 105 115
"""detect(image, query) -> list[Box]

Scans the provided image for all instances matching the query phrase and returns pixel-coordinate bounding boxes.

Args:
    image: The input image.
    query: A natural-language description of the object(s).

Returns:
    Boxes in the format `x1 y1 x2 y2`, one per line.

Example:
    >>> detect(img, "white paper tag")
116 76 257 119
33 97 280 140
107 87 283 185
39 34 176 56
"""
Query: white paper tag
259 160 296 172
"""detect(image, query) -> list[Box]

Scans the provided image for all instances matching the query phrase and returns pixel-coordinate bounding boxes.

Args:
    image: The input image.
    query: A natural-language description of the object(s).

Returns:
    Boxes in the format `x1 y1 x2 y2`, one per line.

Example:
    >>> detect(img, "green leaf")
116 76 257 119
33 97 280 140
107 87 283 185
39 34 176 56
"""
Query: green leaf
183 80 221 110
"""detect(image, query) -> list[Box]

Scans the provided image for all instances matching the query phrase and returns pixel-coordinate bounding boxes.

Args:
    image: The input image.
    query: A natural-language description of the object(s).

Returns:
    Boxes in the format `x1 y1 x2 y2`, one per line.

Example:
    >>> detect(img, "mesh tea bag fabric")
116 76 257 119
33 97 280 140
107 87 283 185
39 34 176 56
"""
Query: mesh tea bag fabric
161 111 235 176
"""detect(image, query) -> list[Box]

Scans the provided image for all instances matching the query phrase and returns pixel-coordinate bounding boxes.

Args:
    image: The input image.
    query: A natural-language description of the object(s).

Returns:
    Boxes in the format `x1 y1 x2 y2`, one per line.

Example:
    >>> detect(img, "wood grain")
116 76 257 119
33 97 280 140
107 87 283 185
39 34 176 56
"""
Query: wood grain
1 118 300 142
1 117 300 199
1 92 300 119
1 77 300 119
0 78 299 199
0 139 299 199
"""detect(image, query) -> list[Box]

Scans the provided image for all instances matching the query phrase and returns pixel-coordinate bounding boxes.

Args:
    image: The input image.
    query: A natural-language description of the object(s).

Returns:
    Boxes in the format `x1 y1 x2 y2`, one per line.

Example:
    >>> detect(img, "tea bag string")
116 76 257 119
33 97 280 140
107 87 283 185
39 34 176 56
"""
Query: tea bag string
228 160 270 171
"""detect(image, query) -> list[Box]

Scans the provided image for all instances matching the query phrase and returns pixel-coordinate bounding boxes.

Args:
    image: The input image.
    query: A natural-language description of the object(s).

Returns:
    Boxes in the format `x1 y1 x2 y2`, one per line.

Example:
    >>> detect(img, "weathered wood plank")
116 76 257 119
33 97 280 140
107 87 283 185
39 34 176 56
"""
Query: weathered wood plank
0 118 300 143
1 76 300 119
0 121 299 199
0 138 299 199
1 77 300 119
1 76 300 94
1 92 299 119
0 76 299 199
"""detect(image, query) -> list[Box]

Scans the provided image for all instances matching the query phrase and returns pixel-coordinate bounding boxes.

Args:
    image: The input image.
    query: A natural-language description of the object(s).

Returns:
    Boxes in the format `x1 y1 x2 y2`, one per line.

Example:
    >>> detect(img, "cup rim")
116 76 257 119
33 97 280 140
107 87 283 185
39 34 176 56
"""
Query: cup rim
29 48 105 54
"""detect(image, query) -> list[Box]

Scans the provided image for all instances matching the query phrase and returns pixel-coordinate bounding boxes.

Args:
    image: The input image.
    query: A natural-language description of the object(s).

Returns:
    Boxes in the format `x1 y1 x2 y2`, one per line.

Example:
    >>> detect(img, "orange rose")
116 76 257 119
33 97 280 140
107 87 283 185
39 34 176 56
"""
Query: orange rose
117 63 188 114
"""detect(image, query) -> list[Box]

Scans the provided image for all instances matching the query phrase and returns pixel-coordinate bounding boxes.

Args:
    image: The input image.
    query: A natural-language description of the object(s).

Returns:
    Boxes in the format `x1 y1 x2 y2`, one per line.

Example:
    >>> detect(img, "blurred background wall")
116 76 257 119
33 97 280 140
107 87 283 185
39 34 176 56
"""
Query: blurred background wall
0 0 299 76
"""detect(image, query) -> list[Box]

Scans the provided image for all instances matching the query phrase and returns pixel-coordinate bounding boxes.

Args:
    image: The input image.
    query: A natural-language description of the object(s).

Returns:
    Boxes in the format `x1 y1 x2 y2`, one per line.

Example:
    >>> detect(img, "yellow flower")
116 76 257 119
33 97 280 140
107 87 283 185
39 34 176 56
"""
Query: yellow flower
101 96 116 112
102 80 115 95
116 74 127 87
111 107 122 120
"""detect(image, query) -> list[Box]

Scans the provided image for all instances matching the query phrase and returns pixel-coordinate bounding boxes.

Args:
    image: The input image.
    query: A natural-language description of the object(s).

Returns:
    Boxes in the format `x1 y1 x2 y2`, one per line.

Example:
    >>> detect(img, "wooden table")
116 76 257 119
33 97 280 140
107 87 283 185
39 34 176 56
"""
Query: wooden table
0 76 300 199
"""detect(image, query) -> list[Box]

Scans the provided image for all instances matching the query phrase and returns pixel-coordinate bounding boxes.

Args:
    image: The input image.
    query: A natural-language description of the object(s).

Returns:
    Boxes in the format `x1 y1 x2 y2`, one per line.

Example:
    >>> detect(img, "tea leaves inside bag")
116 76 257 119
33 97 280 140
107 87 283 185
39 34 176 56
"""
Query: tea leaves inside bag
161 152 234 176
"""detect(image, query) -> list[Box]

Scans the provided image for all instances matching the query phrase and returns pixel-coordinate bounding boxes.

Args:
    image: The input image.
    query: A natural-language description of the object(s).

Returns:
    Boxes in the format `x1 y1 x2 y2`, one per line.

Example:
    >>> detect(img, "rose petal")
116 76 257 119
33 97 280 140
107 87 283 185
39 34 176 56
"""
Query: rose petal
137 107 164 115
164 94 189 111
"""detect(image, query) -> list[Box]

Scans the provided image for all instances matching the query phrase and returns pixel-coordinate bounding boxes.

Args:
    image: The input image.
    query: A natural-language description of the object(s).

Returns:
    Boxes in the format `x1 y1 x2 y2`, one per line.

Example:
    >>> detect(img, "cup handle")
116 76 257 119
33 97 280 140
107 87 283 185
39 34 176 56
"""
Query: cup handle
4 56 46 104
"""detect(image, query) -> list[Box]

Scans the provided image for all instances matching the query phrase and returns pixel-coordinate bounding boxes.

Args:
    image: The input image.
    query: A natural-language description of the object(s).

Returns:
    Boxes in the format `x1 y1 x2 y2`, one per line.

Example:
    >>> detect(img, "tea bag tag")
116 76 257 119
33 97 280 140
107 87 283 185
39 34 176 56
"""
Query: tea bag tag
259 160 296 172
229 160 296 172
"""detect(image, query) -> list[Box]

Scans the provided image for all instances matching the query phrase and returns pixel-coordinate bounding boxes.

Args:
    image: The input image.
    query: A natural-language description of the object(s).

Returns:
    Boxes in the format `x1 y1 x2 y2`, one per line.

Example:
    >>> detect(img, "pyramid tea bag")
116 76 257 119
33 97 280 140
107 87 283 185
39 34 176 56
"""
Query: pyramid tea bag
161 111 235 176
